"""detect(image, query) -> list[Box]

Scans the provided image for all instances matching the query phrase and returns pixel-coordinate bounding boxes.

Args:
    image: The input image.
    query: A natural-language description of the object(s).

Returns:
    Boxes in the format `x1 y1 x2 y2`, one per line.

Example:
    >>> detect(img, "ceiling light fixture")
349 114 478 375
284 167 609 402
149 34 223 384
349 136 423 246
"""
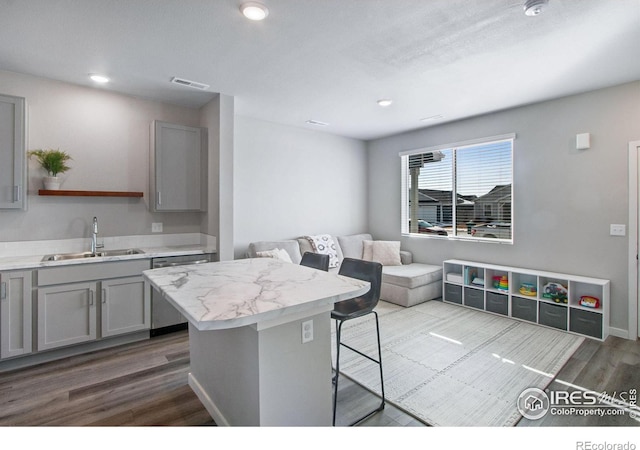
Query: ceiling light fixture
89 73 109 83
377 99 393 107
240 2 269 21
305 119 329 127
523 0 548 16
420 114 445 121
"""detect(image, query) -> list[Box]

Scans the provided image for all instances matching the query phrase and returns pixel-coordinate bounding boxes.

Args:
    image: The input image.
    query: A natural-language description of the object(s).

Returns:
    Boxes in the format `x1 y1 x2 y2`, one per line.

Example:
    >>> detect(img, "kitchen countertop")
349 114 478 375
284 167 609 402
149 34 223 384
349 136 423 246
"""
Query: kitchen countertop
0 233 217 271
143 257 369 331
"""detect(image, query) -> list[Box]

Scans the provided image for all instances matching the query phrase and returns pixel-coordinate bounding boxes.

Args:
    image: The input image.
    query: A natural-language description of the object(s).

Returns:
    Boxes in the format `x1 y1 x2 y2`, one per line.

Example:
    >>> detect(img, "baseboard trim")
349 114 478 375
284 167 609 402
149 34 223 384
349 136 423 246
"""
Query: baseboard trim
0 331 149 373
188 372 229 426
609 326 632 340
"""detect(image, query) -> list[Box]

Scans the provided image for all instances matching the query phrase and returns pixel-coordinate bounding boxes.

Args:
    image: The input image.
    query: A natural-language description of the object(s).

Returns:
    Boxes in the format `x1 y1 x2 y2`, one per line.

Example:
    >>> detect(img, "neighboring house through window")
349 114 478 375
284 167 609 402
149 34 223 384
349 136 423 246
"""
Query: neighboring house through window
400 134 514 242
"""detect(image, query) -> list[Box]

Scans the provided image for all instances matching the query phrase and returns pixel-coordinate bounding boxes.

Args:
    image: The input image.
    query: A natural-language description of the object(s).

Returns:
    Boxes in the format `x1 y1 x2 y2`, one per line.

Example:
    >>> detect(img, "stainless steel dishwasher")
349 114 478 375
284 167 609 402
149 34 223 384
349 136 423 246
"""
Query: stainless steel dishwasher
150 253 212 336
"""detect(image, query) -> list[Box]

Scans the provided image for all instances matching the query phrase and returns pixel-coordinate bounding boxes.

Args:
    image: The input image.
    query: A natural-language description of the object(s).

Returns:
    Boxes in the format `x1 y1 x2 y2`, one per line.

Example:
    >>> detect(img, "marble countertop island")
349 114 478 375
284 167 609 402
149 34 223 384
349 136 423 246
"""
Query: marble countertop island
143 257 369 331
143 256 370 425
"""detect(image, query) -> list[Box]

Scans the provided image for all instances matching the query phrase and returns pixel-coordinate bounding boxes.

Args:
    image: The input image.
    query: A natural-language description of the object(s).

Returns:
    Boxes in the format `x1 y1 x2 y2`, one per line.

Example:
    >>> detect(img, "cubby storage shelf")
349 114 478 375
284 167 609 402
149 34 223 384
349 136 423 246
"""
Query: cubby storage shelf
38 190 143 198
443 259 610 341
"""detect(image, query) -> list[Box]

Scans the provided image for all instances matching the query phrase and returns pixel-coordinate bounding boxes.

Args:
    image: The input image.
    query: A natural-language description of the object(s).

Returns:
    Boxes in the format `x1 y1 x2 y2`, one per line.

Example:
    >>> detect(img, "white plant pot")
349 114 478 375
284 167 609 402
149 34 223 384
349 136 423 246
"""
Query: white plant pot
43 176 61 190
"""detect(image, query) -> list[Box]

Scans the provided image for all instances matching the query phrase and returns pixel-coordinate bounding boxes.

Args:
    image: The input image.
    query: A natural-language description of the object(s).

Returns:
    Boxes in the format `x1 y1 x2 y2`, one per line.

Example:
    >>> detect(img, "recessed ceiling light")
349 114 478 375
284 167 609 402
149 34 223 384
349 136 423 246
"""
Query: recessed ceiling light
89 73 110 83
377 99 393 107
305 119 329 127
523 0 548 16
240 2 269 21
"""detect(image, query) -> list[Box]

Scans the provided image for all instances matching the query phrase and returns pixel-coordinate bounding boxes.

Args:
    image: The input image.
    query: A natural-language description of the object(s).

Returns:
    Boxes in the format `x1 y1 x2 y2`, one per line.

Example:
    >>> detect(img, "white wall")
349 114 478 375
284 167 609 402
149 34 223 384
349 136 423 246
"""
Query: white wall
200 93 235 261
233 116 369 259
368 82 640 334
0 70 204 241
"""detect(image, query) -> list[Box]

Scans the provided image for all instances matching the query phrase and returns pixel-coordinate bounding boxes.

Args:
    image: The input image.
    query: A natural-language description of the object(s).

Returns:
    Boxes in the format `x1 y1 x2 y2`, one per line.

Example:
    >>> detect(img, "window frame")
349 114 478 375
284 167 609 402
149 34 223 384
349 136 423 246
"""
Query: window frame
400 133 515 243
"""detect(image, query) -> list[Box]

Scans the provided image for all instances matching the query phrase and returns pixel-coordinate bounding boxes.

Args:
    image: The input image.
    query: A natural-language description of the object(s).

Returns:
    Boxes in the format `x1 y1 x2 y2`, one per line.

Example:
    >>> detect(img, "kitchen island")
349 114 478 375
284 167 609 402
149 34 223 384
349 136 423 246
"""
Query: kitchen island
142 257 369 426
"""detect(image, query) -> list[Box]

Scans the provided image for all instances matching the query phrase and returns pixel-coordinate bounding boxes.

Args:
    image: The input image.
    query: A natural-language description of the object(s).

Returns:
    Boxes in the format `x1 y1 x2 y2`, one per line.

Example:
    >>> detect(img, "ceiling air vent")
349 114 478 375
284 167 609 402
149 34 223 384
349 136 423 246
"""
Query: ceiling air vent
170 77 209 90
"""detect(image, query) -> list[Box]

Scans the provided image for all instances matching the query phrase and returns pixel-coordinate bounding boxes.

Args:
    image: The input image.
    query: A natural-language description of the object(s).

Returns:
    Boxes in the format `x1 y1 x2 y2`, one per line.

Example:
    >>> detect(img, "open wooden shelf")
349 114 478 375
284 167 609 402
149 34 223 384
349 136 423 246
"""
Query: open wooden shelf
38 190 143 198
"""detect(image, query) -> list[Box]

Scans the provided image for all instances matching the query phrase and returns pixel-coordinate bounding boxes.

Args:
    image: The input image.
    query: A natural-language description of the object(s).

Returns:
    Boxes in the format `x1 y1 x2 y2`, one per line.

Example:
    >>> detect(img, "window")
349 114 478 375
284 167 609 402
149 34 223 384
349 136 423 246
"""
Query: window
400 134 514 242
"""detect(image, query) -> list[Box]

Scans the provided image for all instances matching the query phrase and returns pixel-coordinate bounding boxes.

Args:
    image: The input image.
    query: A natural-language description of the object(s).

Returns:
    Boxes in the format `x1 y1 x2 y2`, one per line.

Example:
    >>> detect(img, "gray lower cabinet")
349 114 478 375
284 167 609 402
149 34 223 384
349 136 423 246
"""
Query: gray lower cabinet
0 94 27 210
101 276 150 337
36 259 151 352
37 282 97 351
0 270 33 358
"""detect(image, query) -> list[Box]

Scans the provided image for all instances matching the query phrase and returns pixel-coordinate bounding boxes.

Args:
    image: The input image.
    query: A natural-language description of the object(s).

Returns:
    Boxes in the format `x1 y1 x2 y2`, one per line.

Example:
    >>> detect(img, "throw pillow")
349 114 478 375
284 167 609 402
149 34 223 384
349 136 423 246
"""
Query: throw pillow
362 240 374 261
255 248 293 263
305 234 340 268
371 240 402 266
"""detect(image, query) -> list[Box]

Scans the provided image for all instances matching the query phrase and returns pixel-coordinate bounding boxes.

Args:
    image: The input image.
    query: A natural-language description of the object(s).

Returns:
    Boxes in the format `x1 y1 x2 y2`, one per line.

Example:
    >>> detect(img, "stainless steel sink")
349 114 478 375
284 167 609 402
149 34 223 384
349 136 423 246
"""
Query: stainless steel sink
42 248 144 261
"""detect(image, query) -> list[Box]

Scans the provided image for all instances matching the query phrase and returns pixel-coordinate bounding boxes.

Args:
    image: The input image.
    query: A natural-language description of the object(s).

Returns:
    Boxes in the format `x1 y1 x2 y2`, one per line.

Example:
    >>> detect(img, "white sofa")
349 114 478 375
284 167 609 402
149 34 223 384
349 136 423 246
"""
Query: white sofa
247 233 442 307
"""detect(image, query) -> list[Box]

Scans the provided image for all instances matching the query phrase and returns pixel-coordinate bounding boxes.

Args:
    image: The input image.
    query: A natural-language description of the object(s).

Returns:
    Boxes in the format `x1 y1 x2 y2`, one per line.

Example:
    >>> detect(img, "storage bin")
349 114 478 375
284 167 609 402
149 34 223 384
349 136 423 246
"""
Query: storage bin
570 308 603 339
539 302 568 330
511 296 537 322
463 287 484 309
486 292 508 316
444 283 462 304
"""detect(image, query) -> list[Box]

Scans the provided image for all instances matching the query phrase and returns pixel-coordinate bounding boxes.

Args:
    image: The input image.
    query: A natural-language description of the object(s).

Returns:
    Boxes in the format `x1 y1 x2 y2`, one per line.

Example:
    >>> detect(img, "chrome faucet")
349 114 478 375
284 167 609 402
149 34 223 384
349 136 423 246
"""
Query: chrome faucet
90 216 103 254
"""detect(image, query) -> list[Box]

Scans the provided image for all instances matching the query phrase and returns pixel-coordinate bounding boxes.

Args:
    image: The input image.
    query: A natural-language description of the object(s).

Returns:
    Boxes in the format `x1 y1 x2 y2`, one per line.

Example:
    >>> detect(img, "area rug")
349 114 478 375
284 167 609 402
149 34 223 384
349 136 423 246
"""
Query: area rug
331 300 584 426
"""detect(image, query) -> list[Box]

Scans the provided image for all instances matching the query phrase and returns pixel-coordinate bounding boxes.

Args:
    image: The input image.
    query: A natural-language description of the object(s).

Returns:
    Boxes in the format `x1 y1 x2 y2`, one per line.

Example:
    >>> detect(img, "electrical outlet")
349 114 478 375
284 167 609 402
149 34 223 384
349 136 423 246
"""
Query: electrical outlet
152 222 163 233
302 320 313 344
610 224 626 236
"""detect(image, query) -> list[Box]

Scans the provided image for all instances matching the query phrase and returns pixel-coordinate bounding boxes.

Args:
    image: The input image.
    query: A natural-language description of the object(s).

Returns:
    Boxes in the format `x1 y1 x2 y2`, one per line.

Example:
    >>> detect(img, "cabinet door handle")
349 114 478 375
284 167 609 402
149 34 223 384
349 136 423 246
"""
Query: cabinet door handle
102 288 106 304
157 191 162 206
89 289 94 306
13 185 21 202
0 281 6 300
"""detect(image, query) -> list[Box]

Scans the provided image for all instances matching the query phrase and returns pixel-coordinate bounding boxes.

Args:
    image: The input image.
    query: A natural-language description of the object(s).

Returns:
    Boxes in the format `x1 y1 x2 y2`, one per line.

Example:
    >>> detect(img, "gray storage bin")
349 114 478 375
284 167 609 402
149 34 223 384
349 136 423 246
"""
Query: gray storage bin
486 292 508 316
512 296 537 322
539 302 568 330
444 283 462 304
570 308 603 339
464 287 484 309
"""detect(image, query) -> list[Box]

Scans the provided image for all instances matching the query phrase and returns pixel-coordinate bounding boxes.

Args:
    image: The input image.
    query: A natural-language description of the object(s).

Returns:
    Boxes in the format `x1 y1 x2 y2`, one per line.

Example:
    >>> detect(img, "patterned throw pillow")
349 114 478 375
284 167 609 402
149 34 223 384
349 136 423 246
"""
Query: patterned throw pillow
305 234 340 268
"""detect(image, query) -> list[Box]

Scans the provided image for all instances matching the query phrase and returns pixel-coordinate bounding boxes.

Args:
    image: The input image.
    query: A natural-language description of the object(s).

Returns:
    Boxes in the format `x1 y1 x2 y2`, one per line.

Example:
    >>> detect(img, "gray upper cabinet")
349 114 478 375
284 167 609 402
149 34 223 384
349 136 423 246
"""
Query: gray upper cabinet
150 120 207 212
0 94 27 210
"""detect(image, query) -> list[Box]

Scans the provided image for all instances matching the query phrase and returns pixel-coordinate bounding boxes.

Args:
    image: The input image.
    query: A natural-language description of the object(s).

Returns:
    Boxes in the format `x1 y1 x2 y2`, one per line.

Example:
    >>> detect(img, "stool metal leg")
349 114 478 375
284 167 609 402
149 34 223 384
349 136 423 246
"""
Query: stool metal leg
332 319 342 426
332 312 385 426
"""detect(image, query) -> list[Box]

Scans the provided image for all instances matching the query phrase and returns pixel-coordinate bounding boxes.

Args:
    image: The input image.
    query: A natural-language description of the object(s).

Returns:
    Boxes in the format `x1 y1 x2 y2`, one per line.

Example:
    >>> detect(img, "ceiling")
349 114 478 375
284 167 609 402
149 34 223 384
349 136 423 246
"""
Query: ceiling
1 0 639 141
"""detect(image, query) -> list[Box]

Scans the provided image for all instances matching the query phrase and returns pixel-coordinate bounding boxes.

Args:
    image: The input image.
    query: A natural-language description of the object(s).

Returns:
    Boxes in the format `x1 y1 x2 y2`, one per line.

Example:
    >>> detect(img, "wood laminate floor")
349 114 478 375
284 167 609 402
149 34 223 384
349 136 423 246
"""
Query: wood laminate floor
0 329 638 428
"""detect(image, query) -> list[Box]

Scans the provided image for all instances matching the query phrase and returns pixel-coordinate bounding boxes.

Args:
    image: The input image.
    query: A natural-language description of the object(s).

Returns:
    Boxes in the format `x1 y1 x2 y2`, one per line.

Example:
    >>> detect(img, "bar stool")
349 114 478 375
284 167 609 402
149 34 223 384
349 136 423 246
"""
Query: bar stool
300 251 330 271
332 257 385 426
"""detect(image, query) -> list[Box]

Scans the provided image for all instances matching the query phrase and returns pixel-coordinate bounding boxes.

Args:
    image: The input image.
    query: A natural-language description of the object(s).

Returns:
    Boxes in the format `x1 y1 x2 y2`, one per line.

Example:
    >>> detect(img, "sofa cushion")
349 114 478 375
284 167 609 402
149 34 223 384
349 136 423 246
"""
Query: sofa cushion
336 233 373 259
399 251 413 265
382 263 443 289
248 240 303 264
381 281 442 307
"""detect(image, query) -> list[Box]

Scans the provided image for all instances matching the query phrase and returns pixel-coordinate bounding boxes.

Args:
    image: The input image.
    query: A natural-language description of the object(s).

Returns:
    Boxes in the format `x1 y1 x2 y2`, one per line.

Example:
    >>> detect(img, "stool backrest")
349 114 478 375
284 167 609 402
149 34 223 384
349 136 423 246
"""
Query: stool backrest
336 257 383 314
300 251 330 272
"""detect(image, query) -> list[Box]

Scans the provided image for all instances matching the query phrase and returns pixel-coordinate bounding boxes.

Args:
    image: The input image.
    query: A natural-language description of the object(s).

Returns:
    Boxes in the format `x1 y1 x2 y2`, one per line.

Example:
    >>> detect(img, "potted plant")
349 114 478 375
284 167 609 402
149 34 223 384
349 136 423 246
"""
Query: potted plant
28 148 72 190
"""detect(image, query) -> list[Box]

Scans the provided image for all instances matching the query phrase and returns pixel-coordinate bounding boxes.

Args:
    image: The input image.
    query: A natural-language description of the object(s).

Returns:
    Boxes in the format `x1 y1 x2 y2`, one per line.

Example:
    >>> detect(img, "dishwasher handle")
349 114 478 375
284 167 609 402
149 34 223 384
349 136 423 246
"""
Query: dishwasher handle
153 259 209 268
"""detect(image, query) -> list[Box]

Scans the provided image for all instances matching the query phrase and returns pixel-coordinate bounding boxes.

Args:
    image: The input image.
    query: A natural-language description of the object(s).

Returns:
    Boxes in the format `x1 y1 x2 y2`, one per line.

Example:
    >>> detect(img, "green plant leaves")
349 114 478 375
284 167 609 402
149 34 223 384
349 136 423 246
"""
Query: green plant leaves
28 149 72 177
